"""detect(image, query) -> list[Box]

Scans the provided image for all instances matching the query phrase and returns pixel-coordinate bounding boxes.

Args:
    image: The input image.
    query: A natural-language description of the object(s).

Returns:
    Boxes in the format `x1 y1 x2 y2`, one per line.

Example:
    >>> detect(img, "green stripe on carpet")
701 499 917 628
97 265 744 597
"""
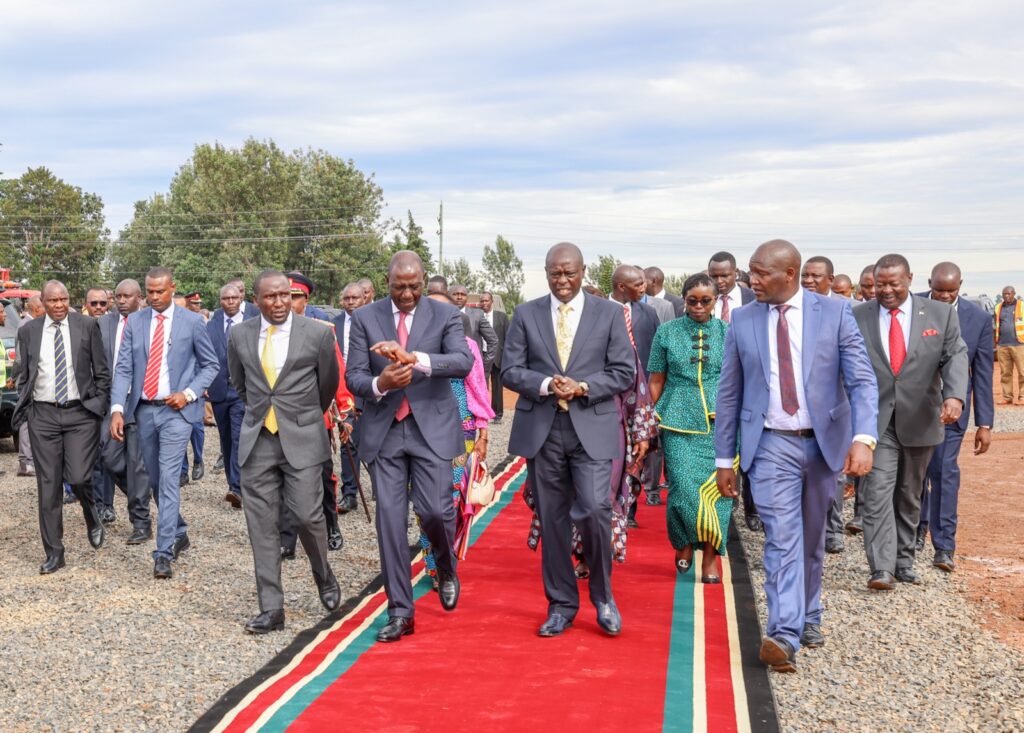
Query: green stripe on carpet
663 569 695 732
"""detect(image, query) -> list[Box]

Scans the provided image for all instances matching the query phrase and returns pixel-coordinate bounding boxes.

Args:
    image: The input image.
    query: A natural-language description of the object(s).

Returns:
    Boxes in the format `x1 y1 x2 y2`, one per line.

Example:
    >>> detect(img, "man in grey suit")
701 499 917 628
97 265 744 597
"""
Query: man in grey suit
450 283 498 373
13 280 111 574
110 267 219 580
853 254 968 590
644 266 685 318
346 251 473 643
227 270 342 634
503 243 635 638
479 292 508 422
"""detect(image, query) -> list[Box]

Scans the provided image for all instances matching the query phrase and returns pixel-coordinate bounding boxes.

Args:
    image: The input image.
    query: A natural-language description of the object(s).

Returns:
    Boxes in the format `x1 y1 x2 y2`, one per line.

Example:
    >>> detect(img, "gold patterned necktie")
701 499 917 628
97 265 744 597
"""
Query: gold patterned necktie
556 303 573 410
262 325 279 433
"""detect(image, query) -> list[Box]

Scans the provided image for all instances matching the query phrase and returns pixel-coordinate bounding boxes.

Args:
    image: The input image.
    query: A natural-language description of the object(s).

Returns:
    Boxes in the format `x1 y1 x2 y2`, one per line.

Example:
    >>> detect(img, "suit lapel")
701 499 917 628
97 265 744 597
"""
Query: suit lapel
751 303 771 386
534 296 561 368
861 301 890 375
68 315 84 387
905 295 927 365
244 317 267 387
406 298 430 353
167 305 187 382
802 291 822 384
376 300 399 344
139 309 154 361
275 316 304 385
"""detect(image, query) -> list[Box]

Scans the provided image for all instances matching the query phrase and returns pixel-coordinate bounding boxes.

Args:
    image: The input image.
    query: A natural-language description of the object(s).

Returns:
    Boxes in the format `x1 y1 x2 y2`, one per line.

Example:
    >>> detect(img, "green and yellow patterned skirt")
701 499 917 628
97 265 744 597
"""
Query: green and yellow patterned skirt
661 430 737 554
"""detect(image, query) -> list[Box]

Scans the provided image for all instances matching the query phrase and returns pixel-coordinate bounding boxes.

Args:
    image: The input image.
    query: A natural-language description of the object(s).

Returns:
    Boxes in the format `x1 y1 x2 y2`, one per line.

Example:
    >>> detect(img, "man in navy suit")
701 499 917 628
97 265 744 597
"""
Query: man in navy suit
345 251 473 643
226 277 261 319
715 240 878 672
207 283 256 509
917 262 994 572
503 243 635 638
110 267 219 579
333 282 366 514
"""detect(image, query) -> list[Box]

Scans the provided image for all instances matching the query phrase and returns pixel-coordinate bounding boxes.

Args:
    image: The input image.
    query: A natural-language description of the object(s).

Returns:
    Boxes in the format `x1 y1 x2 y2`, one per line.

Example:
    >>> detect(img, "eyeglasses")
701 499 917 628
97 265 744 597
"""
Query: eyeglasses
89 300 108 307
685 297 715 307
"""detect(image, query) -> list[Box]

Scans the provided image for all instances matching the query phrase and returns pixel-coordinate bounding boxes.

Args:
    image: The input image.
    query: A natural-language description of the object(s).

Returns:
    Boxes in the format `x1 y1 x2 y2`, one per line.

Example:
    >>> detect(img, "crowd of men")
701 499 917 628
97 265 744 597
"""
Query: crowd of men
8 240 1019 671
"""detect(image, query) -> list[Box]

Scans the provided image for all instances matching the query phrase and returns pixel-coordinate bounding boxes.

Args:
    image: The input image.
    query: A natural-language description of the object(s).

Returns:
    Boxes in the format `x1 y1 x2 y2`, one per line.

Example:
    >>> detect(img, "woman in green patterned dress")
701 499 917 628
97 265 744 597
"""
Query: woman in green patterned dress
647 273 736 583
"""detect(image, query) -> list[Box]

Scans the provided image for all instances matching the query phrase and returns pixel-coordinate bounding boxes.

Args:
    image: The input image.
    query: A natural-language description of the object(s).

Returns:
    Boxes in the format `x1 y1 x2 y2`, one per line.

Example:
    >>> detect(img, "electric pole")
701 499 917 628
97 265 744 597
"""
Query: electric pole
437 200 444 271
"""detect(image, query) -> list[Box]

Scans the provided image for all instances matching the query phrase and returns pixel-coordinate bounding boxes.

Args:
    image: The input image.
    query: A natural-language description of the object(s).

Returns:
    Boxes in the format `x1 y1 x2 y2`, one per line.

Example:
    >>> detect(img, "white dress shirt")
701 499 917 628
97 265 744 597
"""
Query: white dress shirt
115 314 128 356
372 301 432 398
34 315 80 403
765 289 812 431
479 308 493 352
224 311 243 334
713 285 745 321
340 312 353 359
539 289 585 396
878 296 912 363
258 312 291 374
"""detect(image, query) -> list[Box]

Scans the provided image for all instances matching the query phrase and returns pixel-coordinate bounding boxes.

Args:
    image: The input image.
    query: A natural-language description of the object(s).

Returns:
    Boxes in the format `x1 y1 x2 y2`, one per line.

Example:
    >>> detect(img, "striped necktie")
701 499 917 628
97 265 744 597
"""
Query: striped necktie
53 322 69 404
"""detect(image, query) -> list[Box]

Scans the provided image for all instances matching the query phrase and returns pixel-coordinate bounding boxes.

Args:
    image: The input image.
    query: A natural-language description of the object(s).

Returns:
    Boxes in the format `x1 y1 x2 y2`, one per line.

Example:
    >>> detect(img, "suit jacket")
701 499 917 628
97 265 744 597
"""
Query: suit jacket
484 309 509 371
227 314 339 470
12 313 111 429
853 295 968 447
738 286 756 306
98 311 121 368
627 300 659 378
663 291 686 318
110 305 219 424
332 310 362 410
207 308 257 403
463 306 499 371
714 290 879 473
647 296 676 324
243 301 260 319
502 292 635 461
345 296 473 463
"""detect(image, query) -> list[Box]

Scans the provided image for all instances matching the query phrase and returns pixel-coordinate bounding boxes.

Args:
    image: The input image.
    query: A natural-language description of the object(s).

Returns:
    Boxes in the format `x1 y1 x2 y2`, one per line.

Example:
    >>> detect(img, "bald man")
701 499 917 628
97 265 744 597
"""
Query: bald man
715 240 878 671
345 251 473 642
831 275 854 299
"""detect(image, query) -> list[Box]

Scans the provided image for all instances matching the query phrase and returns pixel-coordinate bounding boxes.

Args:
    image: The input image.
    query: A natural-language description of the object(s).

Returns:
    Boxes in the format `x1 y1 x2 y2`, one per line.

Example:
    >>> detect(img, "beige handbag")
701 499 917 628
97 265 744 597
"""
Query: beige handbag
466 453 496 507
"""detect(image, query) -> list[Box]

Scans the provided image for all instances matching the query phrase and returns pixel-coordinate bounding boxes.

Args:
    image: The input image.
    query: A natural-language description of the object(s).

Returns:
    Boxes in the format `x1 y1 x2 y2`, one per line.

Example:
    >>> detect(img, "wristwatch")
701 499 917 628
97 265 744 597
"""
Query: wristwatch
853 435 877 451
578 381 590 396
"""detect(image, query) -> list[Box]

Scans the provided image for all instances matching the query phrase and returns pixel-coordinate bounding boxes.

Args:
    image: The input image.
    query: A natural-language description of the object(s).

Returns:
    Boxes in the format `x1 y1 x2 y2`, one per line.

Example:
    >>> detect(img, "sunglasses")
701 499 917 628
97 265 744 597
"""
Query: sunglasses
685 297 715 307
89 300 109 307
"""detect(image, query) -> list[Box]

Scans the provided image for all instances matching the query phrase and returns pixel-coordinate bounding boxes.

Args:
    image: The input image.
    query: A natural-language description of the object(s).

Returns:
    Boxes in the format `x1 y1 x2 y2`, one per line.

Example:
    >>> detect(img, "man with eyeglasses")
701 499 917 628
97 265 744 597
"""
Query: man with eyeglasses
84 288 110 318
82 287 115 523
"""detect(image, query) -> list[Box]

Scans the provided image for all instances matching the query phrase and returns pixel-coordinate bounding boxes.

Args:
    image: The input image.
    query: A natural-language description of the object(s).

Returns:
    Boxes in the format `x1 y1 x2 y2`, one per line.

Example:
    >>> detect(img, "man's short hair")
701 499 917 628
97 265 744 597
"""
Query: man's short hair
805 256 834 276
708 251 737 268
875 254 910 275
253 269 287 297
146 266 173 281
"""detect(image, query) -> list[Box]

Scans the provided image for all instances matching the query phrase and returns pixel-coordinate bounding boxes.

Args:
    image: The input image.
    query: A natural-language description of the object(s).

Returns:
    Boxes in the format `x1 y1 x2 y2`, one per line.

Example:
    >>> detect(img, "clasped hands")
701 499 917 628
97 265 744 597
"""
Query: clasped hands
372 340 417 391
550 375 584 400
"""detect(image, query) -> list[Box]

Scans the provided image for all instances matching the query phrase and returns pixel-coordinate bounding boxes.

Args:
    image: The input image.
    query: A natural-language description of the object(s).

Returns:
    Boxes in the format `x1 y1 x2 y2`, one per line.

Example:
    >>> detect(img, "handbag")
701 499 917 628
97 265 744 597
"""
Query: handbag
465 452 496 507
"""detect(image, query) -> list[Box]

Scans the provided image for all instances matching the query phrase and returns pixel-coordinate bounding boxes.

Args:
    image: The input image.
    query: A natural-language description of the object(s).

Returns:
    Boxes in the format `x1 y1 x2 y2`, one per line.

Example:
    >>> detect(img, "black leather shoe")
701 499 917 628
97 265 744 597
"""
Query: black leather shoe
596 602 621 636
538 613 573 637
126 527 152 545
179 471 189 486
213 454 225 472
895 568 922 585
845 518 863 535
800 623 825 648
154 557 173 579
280 546 295 560
914 527 926 552
172 533 191 560
337 495 358 514
315 573 341 612
645 490 662 506
245 609 285 634
327 526 344 551
701 575 721 584
745 514 764 533
760 636 797 672
225 492 242 509
40 553 66 574
867 570 896 590
63 492 78 505
933 550 955 573
99 506 116 524
438 571 460 611
825 537 844 554
192 463 204 481
377 616 414 642
627 518 639 529
83 504 105 549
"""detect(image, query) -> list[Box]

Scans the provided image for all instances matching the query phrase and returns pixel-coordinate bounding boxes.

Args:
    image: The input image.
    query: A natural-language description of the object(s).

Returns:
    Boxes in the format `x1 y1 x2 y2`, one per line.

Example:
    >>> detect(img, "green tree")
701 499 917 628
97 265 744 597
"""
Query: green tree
0 167 109 297
440 257 484 292
111 138 386 305
481 235 524 307
664 273 689 296
389 210 434 274
584 254 619 297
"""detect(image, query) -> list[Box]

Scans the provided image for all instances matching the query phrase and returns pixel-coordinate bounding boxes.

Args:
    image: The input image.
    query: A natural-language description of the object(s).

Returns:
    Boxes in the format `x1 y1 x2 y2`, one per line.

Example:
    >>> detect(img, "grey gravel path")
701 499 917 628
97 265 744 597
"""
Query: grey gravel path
737 499 1024 733
0 420 511 733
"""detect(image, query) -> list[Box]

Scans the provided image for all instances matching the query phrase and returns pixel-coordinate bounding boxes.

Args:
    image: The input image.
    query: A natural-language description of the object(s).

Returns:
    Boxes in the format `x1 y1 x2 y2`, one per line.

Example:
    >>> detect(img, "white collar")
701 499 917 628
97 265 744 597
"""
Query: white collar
43 314 68 329
391 300 417 318
260 312 292 334
550 289 586 313
774 289 804 311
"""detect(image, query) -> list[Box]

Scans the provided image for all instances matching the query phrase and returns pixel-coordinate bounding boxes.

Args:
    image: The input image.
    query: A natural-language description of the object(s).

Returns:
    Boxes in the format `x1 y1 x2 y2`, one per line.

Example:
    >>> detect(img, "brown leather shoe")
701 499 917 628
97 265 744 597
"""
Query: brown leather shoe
867 570 896 591
759 637 797 673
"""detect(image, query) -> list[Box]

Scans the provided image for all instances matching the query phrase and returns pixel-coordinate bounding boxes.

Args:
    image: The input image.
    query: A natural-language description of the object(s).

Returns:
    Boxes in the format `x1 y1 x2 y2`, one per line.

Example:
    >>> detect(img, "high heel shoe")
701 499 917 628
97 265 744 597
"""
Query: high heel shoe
675 556 692 574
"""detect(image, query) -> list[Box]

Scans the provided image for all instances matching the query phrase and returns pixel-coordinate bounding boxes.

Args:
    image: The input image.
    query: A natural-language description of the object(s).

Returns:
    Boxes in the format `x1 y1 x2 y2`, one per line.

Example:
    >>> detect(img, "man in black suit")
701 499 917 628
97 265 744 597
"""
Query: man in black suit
333 282 366 514
644 266 685 317
13 280 110 574
227 276 261 319
479 292 509 423
97 279 155 543
84 287 116 522
449 284 498 373
708 250 761 532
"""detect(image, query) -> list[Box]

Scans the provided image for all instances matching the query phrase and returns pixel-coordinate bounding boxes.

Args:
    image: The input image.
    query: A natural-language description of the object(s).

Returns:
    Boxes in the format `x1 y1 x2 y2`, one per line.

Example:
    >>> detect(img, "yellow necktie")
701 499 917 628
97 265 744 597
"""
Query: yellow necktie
262 325 279 433
556 303 572 410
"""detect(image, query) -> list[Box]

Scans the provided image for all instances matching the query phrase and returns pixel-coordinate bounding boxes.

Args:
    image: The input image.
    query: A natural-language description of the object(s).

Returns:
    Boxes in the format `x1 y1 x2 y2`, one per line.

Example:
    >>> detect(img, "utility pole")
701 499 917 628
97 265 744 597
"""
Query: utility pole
437 200 444 271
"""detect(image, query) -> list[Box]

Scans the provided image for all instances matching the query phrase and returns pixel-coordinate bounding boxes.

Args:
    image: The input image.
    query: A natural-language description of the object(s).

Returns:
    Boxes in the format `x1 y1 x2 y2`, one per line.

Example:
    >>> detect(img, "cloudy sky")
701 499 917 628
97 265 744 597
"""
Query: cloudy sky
2 0 1022 298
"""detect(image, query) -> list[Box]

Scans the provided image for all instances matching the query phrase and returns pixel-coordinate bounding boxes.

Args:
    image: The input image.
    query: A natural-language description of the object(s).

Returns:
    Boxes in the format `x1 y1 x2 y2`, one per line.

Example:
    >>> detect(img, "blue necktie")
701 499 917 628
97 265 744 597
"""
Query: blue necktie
225 317 233 336
53 322 69 404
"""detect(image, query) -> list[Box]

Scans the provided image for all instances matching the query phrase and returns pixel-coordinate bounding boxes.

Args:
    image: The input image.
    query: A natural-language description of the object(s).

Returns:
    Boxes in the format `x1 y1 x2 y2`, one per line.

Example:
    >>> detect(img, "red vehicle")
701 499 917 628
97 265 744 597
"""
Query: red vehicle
0 268 37 439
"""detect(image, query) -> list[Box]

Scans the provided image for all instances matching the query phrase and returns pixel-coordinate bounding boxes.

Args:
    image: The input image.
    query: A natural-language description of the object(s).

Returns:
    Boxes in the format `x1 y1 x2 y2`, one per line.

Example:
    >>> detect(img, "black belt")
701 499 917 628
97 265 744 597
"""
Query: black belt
765 427 815 439
50 400 82 409
139 399 167 407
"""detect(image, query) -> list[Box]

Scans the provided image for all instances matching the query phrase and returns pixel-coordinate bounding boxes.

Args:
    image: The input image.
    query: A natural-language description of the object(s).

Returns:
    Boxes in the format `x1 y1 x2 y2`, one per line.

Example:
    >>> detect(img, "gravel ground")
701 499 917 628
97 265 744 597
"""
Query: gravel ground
969 403 1024 432
0 419 512 733
737 498 1024 733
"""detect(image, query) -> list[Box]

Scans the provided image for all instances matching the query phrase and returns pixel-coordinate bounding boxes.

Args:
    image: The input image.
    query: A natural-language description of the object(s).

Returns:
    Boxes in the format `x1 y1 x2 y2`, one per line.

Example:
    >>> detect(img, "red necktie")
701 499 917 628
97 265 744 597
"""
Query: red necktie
395 311 411 421
143 313 166 399
622 303 636 350
888 309 906 375
775 305 799 415
720 295 731 323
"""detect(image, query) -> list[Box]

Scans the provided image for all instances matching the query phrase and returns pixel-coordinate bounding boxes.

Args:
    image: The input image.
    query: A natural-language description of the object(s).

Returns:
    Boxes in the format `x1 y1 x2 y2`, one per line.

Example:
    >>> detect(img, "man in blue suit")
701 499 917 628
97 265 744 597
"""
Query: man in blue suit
346 251 473 643
110 267 219 580
715 240 879 672
503 243 636 638
917 262 994 572
207 282 256 509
